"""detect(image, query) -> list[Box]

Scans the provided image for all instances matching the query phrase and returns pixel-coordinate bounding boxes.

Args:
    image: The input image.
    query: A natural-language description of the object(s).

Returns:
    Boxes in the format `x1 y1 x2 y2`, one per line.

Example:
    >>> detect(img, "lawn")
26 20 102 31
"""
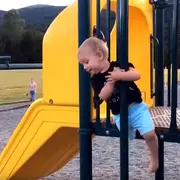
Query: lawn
163 68 180 84
0 69 179 104
0 70 42 104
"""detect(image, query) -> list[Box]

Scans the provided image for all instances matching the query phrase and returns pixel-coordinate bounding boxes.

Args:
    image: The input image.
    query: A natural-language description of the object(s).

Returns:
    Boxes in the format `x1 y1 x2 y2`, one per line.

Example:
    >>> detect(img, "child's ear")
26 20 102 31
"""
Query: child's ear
97 50 104 61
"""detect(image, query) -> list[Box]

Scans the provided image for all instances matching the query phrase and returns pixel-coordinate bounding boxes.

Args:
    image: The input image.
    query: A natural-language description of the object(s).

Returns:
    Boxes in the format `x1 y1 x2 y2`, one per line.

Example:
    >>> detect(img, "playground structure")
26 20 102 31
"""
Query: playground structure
0 0 179 180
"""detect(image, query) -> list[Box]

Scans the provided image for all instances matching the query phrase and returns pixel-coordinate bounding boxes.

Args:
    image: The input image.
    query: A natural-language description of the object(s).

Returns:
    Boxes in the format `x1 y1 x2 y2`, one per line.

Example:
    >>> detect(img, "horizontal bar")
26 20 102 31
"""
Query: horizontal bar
0 56 11 60
92 123 120 137
137 129 180 143
0 63 42 70
92 124 180 143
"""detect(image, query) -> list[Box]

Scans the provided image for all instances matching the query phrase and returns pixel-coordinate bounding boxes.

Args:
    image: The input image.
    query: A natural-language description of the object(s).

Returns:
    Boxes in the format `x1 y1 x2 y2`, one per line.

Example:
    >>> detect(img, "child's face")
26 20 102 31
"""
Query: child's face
78 46 104 76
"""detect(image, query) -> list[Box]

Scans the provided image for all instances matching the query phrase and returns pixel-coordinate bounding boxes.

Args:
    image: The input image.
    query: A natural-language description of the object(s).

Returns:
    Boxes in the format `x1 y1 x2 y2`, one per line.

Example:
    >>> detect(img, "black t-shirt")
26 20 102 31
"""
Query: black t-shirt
91 61 142 115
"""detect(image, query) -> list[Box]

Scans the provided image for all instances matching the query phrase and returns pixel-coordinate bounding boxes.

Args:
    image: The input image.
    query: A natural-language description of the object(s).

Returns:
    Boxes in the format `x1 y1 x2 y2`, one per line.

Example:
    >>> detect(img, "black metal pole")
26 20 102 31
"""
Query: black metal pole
106 0 111 131
153 4 164 106
117 0 129 179
167 9 172 107
150 35 154 98
170 0 178 133
167 63 171 107
78 1 92 180
95 0 101 130
107 0 111 50
155 135 164 180
96 0 101 37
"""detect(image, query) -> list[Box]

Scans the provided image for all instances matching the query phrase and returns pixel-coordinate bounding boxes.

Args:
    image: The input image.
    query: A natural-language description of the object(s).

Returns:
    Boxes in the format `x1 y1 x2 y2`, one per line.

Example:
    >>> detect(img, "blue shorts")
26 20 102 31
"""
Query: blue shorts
113 102 154 140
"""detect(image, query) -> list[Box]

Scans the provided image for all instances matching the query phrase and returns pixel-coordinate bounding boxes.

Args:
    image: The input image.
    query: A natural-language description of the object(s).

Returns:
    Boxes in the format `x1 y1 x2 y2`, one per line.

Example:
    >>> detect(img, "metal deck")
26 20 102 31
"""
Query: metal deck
93 106 180 131
91 106 180 142
150 106 180 130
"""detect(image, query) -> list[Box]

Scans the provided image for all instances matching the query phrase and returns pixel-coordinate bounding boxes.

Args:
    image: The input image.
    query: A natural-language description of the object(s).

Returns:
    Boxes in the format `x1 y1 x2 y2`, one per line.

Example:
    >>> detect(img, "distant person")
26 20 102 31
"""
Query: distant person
27 78 37 102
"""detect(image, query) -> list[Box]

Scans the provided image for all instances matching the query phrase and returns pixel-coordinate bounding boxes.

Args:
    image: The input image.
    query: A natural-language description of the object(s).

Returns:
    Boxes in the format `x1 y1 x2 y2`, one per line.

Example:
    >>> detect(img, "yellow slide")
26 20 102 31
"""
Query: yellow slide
0 99 79 179
0 0 153 179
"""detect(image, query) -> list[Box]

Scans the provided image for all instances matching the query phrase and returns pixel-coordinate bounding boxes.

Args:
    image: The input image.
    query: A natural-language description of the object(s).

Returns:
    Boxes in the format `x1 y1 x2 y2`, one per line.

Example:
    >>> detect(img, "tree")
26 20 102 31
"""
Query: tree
1 9 25 42
21 29 44 63
0 9 25 59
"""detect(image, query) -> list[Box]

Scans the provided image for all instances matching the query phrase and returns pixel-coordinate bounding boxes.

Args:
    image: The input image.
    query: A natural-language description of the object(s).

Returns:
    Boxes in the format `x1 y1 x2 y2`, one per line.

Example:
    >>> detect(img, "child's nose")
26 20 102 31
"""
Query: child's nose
84 65 87 70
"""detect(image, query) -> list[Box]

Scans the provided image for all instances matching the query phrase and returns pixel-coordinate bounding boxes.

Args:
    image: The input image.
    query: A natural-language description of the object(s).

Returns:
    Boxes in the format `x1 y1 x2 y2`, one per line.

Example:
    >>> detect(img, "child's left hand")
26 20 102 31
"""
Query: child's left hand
105 67 125 82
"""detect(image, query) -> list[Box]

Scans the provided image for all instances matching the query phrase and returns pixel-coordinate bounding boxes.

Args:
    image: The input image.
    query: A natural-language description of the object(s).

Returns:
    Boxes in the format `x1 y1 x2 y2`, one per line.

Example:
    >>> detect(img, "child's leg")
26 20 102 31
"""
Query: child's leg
113 114 136 140
143 130 158 173
130 102 159 173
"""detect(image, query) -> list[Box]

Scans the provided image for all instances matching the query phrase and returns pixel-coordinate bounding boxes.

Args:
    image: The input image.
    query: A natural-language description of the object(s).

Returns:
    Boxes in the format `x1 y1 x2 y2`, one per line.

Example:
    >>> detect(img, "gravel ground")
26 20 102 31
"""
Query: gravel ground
0 87 180 180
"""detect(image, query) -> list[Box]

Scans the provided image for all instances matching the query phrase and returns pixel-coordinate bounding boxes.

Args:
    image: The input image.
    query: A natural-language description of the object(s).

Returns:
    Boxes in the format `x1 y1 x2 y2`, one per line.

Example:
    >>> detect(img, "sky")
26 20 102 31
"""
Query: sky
0 0 76 11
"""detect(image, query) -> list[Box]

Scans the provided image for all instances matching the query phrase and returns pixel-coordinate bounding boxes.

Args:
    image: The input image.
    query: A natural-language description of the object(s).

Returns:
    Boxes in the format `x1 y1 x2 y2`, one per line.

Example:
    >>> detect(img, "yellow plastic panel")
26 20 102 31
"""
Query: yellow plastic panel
0 99 81 180
43 0 153 108
128 6 153 107
92 0 153 118
110 0 152 108
43 1 79 105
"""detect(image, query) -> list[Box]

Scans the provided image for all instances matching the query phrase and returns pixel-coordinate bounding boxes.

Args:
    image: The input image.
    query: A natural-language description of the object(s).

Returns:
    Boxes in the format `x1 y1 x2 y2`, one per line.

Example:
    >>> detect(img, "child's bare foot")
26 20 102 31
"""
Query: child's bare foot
143 131 159 173
148 158 159 173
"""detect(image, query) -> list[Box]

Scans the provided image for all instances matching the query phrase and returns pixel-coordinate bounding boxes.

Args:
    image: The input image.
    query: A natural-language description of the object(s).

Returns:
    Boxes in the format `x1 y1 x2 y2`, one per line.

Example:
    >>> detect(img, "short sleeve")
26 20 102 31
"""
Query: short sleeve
128 62 135 68
91 76 104 95
111 61 135 69
91 76 105 108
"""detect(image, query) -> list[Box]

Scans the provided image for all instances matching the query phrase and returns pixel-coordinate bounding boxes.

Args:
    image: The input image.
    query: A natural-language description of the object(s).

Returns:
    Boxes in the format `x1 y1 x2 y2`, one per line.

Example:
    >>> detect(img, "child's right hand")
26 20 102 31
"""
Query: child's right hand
105 67 125 82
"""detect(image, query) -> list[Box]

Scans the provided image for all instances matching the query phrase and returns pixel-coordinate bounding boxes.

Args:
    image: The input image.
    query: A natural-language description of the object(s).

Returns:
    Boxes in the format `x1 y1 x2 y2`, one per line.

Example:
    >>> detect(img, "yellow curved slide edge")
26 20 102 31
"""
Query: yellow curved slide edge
0 99 80 179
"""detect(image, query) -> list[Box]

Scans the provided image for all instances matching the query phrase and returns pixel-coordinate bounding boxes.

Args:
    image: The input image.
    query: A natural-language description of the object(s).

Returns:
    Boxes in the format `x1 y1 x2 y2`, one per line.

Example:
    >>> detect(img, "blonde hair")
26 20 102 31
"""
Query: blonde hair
78 37 108 60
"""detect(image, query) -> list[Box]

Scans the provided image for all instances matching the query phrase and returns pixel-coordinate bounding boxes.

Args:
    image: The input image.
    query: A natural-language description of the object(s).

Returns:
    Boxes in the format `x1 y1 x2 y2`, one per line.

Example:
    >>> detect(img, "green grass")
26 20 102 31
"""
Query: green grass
0 70 42 104
0 69 180 104
153 69 180 87
164 69 180 84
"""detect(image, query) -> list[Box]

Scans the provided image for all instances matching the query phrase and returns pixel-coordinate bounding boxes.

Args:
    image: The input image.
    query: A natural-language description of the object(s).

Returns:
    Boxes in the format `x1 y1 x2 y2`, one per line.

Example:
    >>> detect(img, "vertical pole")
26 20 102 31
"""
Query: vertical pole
78 1 92 180
150 35 154 98
107 0 111 51
155 135 164 180
167 9 172 107
167 65 171 106
170 0 178 133
96 0 101 37
117 0 129 179
153 5 164 106
106 0 111 130
95 0 101 130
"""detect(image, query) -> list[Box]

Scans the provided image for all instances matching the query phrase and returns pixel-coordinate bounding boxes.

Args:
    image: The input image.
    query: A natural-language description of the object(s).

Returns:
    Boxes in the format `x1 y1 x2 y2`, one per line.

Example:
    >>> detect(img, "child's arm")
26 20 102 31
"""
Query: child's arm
106 67 140 82
120 67 140 81
98 82 114 101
